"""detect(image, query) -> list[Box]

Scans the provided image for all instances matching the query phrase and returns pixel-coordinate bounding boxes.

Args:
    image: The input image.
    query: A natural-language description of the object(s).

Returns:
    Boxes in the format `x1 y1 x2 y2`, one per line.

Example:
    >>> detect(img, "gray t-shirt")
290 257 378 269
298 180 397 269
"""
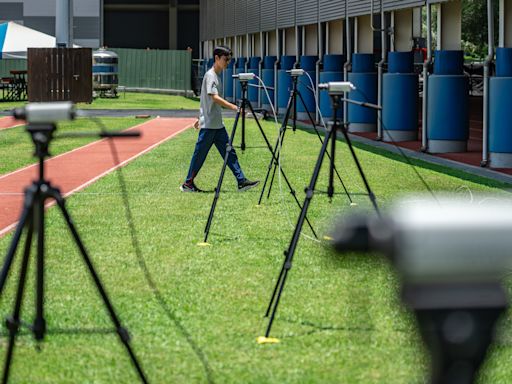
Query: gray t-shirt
199 68 223 129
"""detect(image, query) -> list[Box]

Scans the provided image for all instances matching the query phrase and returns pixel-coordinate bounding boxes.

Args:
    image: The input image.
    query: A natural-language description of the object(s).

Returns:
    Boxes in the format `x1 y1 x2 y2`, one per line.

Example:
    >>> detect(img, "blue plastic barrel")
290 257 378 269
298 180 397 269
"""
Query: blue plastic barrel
427 50 468 153
323 54 344 72
381 52 418 142
319 72 344 120
261 56 277 111
489 78 512 167
248 57 261 102
348 54 377 132
489 48 512 166
348 72 378 131
264 56 277 69
388 51 414 74
297 56 318 120
352 53 375 73
319 55 345 119
496 48 512 77
434 50 464 75
235 57 247 100
277 55 296 114
382 74 418 141
427 75 469 153
224 59 235 101
249 57 260 69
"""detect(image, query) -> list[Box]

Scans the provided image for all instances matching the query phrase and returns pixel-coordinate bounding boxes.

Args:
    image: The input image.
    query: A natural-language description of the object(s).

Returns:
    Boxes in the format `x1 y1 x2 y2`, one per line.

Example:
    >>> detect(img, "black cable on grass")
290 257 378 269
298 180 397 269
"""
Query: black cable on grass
350 88 439 203
91 117 215 384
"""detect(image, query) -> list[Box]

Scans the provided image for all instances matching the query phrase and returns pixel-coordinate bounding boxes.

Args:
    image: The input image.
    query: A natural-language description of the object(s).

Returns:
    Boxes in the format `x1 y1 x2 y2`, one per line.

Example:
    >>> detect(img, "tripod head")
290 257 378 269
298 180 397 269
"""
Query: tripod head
232 73 255 82
13 103 76 162
286 68 305 78
319 82 381 111
318 82 356 95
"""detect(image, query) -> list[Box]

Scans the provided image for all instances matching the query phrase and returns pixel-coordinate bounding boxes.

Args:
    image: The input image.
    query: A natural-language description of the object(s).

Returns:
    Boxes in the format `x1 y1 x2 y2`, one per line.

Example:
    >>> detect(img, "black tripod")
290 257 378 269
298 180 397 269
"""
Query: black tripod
203 79 281 244
262 92 381 339
258 72 354 208
0 124 148 383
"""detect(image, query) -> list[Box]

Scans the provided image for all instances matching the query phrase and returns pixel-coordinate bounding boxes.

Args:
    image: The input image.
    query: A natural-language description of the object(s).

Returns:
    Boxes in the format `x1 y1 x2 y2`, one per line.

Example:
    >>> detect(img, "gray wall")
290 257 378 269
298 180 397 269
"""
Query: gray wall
198 0 456 44
0 0 101 47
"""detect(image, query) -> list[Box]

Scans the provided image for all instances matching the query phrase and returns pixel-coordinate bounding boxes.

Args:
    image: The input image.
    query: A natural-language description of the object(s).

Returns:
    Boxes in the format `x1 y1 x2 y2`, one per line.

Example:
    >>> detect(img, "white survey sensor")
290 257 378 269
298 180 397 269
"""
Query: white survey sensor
318 82 356 94
233 73 256 81
13 102 76 124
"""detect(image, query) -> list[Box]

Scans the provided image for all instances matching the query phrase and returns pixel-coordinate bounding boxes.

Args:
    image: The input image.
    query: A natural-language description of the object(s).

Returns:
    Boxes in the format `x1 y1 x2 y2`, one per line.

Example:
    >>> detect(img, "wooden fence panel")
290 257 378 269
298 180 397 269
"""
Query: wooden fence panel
28 48 92 103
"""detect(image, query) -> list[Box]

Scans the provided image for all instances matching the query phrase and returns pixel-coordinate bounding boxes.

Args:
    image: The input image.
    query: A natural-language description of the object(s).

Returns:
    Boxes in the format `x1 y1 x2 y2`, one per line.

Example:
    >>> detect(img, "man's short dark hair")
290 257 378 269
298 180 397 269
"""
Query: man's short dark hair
213 45 232 59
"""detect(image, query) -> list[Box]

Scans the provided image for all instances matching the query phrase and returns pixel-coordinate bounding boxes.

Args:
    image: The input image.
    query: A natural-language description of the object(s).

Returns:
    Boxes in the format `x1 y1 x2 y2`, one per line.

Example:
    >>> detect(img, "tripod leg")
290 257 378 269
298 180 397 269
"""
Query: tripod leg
257 126 285 206
264 256 286 317
258 94 294 205
203 110 241 243
297 92 354 204
339 124 381 216
33 193 46 341
264 125 335 338
260 92 294 202
267 158 280 200
52 193 149 384
246 101 284 202
3 219 34 384
0 189 36 296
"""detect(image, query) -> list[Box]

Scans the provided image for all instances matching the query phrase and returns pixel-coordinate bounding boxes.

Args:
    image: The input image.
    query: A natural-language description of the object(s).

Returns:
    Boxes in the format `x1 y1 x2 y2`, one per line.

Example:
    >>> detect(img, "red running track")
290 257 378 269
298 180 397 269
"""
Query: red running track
0 116 24 130
0 117 195 236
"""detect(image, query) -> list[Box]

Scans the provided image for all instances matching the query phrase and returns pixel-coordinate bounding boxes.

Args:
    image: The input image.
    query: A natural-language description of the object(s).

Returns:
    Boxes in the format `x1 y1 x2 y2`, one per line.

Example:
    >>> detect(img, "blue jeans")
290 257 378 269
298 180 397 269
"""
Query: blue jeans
185 128 245 184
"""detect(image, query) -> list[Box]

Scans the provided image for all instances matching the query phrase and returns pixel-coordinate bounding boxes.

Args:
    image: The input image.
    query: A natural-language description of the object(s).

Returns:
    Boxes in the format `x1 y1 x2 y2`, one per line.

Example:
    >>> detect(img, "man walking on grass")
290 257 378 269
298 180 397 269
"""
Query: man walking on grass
181 45 259 193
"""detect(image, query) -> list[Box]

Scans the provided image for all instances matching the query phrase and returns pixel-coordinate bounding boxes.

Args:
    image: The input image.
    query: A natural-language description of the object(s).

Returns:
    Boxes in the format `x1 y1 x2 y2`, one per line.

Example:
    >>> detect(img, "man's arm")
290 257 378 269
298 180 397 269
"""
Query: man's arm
211 94 238 111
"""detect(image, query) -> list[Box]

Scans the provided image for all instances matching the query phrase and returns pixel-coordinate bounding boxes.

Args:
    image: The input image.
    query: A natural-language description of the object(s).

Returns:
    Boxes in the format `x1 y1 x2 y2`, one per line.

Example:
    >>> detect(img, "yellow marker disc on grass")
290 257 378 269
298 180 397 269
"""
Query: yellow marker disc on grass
197 242 211 247
256 336 280 344
323 235 334 241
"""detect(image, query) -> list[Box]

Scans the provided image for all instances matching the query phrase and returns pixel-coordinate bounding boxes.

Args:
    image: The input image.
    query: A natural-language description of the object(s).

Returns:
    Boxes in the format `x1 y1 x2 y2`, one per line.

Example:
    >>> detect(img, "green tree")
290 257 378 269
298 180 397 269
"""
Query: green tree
462 0 499 59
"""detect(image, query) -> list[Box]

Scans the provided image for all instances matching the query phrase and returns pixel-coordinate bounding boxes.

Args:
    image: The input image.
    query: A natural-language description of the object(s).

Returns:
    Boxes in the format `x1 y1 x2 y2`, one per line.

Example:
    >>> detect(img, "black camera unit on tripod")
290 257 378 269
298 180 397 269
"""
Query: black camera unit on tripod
332 197 512 384
0 102 149 383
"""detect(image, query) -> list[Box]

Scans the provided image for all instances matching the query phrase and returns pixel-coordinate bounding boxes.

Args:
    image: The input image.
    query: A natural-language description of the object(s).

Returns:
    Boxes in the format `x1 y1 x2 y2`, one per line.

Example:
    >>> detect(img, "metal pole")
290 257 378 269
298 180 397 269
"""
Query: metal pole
56 0 73 47
482 0 495 167
377 3 387 140
344 12 352 127
422 3 433 152
275 29 281 113
316 21 322 123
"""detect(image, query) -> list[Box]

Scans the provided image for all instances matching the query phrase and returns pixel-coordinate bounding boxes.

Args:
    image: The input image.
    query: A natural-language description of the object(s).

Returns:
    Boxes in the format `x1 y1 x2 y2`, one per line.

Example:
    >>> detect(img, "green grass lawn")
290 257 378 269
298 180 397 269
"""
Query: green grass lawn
0 93 200 112
0 117 141 175
0 118 510 383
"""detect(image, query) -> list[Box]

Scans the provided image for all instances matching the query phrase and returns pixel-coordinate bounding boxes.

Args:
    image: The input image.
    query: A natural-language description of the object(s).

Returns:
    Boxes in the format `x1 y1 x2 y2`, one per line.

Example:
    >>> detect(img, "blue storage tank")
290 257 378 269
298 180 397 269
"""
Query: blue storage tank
296 55 318 121
319 54 344 120
348 53 377 132
248 57 261 103
235 57 247 101
261 56 277 112
277 55 296 114
224 59 235 102
382 51 418 142
489 47 512 167
427 50 468 153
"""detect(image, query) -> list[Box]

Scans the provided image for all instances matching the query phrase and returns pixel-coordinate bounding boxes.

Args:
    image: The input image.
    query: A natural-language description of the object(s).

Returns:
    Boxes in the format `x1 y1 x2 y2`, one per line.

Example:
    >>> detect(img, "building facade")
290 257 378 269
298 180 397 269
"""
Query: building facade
0 0 199 55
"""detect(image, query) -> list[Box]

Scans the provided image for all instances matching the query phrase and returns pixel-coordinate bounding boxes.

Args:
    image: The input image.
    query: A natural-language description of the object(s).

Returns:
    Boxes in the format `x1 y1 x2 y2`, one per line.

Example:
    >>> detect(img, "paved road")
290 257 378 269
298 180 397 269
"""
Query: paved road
0 109 242 119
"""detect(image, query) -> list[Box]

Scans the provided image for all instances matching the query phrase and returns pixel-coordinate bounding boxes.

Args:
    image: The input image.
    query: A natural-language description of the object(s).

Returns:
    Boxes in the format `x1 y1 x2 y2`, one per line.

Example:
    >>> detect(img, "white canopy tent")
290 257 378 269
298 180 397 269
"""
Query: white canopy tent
0 21 77 59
